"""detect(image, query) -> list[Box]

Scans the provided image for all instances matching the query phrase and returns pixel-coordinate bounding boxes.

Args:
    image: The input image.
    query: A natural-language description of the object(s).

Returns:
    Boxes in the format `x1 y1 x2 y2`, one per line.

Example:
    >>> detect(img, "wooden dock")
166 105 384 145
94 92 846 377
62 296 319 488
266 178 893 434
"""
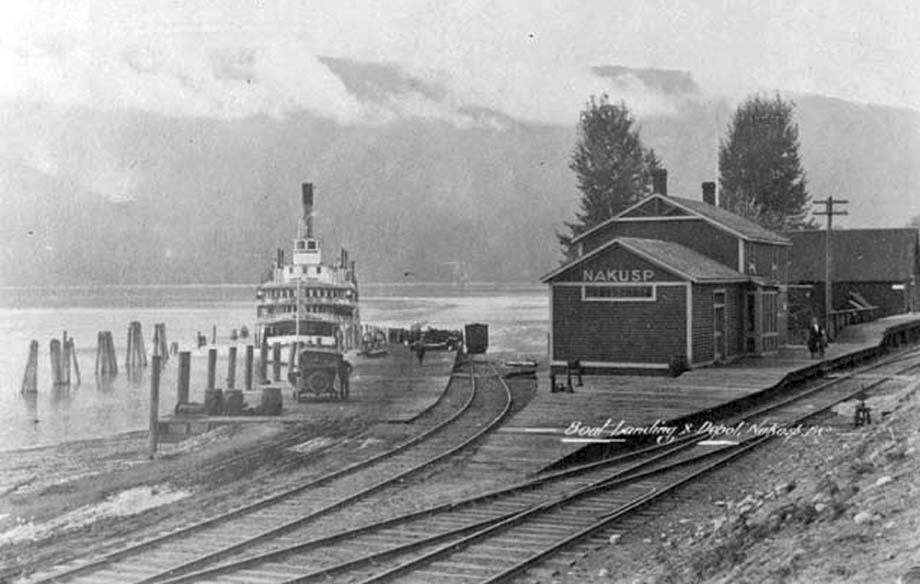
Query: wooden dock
469 312 920 474
159 344 457 436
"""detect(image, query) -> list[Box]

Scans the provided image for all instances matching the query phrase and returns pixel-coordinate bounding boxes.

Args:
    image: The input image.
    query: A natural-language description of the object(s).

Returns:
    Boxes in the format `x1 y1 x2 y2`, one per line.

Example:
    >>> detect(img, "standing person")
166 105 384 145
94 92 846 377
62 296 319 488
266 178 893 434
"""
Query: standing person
337 358 352 400
416 342 426 366
807 317 827 359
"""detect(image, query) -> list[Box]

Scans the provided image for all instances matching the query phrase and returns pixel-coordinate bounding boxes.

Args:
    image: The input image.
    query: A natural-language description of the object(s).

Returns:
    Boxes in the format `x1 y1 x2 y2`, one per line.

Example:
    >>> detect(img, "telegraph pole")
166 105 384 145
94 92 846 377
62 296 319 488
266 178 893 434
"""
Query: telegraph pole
813 197 848 339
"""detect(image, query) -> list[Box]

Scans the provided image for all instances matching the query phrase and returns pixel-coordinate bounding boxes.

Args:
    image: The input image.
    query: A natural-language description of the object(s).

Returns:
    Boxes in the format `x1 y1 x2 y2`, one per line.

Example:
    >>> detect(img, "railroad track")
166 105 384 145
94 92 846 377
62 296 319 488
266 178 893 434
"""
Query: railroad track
23 358 512 584
87 347 920 584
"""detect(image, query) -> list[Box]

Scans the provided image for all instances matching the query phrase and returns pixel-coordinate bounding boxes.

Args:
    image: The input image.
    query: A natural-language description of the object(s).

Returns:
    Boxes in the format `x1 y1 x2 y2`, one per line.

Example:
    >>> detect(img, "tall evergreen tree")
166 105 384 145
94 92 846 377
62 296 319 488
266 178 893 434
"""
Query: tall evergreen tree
558 95 661 259
719 94 811 231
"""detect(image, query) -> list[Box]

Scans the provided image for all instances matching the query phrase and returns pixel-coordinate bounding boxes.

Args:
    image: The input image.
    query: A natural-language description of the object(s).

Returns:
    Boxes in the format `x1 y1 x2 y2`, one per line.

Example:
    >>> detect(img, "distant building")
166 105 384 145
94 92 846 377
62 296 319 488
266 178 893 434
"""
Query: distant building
785 228 920 317
543 172 791 375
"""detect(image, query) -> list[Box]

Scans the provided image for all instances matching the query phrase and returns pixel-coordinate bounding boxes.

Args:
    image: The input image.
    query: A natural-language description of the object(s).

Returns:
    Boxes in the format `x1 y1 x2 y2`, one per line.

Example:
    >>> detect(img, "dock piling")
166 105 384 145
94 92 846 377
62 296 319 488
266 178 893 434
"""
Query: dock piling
207 348 217 391
244 345 254 390
50 339 63 386
227 346 237 390
126 322 148 368
152 323 169 363
21 340 39 394
272 342 282 382
148 355 161 458
177 351 190 405
68 338 81 385
62 335 72 386
286 343 298 379
259 341 268 385
96 331 119 375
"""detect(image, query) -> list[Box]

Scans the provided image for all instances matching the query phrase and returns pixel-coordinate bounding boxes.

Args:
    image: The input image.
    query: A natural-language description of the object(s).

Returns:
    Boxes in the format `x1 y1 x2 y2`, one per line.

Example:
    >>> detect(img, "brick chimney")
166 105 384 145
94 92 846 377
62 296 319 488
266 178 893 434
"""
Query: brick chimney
652 168 668 196
701 181 717 205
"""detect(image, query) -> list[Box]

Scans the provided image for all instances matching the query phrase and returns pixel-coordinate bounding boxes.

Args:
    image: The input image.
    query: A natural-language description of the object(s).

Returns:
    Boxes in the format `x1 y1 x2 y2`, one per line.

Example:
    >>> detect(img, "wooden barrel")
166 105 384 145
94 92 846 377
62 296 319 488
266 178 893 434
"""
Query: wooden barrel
260 387 283 415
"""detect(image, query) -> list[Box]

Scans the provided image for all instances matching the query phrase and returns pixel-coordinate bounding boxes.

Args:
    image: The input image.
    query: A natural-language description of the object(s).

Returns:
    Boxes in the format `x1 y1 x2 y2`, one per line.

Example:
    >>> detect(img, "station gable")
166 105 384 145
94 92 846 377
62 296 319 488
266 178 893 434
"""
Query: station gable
620 197 691 218
549 244 682 284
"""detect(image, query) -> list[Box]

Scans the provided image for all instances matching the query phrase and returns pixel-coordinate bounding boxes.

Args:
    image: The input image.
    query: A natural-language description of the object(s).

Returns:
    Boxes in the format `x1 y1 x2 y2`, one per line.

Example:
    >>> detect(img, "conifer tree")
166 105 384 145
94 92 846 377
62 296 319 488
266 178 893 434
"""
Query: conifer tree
558 95 661 259
719 94 811 231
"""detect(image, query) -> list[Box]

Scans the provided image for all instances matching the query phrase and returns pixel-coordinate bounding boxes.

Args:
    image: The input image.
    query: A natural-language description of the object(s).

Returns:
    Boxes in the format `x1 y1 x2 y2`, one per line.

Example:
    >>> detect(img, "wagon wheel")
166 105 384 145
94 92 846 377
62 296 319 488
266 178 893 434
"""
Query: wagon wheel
305 369 335 395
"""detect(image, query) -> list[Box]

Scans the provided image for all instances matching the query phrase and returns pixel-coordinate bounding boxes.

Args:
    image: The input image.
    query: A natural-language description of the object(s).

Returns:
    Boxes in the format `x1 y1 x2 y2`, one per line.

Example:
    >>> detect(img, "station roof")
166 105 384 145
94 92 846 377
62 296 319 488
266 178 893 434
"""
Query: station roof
572 193 791 246
542 237 750 284
785 228 920 282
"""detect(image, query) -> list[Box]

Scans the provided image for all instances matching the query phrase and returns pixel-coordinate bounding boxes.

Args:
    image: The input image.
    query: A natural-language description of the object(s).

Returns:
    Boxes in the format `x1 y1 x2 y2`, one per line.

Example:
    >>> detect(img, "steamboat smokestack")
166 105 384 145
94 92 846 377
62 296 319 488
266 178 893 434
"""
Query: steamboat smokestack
301 183 314 238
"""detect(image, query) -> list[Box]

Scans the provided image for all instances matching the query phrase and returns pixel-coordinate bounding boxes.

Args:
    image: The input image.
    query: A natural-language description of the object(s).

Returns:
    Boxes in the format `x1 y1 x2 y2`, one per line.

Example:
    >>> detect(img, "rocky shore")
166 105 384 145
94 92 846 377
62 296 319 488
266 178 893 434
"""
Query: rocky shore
551 370 920 583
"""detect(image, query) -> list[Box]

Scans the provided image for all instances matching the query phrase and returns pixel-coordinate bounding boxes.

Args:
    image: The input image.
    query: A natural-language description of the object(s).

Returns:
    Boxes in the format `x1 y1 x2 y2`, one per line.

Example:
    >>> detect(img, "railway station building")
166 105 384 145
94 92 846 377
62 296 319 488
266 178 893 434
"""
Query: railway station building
542 173 792 375
785 228 920 318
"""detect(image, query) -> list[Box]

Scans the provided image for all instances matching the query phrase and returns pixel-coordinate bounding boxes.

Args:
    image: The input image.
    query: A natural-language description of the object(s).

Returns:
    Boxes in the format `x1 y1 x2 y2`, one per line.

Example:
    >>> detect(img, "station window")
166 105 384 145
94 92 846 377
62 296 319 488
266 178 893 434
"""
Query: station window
582 285 655 302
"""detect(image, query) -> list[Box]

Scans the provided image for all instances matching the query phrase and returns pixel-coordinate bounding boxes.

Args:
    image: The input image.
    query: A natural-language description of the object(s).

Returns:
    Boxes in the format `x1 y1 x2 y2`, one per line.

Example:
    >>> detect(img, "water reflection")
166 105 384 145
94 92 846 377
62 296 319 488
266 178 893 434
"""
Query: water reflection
21 391 38 424
96 374 117 393
50 384 73 407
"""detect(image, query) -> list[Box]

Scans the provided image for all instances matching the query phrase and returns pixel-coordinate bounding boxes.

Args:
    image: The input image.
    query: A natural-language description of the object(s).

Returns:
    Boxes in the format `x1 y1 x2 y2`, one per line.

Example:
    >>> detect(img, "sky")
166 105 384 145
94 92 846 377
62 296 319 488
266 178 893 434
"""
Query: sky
1 0 918 125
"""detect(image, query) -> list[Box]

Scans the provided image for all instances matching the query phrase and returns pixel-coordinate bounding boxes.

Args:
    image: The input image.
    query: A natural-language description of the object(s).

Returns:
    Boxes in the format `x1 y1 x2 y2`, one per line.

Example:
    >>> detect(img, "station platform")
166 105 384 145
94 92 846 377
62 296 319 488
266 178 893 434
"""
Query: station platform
470 312 920 474
158 344 457 436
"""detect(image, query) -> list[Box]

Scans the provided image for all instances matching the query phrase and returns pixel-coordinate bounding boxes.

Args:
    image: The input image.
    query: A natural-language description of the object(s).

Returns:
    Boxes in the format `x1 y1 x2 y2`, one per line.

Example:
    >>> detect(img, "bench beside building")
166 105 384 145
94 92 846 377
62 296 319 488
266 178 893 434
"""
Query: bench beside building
543 174 791 376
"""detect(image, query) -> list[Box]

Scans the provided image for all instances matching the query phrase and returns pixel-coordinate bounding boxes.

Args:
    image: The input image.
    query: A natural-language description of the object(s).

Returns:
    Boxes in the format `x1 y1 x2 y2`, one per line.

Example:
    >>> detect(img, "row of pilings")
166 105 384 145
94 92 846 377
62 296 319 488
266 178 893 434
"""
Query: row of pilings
21 332 84 393
21 322 175 394
20 322 287 395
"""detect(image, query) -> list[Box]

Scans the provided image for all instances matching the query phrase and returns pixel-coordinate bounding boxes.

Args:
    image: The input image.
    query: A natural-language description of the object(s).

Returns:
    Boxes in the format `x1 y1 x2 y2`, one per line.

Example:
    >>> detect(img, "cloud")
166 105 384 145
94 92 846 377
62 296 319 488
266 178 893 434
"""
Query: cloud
1 34 366 123
0 17 686 128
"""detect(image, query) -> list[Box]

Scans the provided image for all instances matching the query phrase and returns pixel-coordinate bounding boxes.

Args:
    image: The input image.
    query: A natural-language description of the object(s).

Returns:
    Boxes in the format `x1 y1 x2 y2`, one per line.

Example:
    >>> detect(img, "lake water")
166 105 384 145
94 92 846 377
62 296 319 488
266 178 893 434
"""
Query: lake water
0 283 548 452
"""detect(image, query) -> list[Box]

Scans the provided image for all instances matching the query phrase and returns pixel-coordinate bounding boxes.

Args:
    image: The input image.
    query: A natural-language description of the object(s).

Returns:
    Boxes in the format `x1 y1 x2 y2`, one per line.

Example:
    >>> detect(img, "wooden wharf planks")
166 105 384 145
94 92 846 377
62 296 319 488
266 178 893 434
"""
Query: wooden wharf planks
471 314 920 475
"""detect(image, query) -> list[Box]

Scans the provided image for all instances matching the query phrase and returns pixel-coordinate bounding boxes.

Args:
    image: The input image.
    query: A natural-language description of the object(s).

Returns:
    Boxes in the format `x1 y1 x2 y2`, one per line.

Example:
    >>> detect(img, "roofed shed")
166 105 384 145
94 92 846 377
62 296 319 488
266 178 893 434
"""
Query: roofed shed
785 228 920 317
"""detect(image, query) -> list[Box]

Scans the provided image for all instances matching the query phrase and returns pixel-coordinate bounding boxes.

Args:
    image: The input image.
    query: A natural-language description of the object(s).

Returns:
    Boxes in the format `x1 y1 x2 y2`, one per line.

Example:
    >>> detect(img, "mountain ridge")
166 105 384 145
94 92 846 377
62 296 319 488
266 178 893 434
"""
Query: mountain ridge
1 60 917 286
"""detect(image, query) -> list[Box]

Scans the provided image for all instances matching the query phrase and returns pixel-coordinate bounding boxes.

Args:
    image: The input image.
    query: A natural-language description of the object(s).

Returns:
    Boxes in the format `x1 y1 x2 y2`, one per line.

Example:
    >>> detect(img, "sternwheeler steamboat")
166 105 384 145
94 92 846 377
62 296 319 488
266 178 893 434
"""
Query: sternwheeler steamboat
255 183 360 352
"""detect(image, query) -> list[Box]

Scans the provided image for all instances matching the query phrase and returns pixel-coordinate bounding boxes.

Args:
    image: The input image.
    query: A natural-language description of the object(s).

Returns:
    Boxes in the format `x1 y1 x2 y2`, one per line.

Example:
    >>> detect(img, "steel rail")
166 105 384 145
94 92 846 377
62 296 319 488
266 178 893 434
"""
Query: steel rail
476 348 920 583
126 360 511 584
26 355 497 584
148 348 920 584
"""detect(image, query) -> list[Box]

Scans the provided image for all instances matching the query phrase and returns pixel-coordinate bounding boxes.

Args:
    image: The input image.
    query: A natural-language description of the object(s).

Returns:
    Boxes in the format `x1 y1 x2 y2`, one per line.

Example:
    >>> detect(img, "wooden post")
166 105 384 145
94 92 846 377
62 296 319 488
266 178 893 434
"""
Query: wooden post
287 343 297 371
177 351 191 405
258 341 268 384
104 331 118 375
62 336 72 386
207 348 217 390
50 339 63 386
21 340 39 394
272 342 282 382
244 345 254 390
148 355 161 458
68 338 81 385
137 323 148 367
153 323 168 362
95 332 102 376
126 324 134 368
227 346 237 390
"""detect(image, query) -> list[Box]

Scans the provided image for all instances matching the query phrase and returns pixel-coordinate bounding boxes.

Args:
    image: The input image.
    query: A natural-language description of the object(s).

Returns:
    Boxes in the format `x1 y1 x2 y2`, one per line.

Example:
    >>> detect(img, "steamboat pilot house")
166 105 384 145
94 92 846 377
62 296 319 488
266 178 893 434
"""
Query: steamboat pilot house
256 183 360 351
543 171 791 375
